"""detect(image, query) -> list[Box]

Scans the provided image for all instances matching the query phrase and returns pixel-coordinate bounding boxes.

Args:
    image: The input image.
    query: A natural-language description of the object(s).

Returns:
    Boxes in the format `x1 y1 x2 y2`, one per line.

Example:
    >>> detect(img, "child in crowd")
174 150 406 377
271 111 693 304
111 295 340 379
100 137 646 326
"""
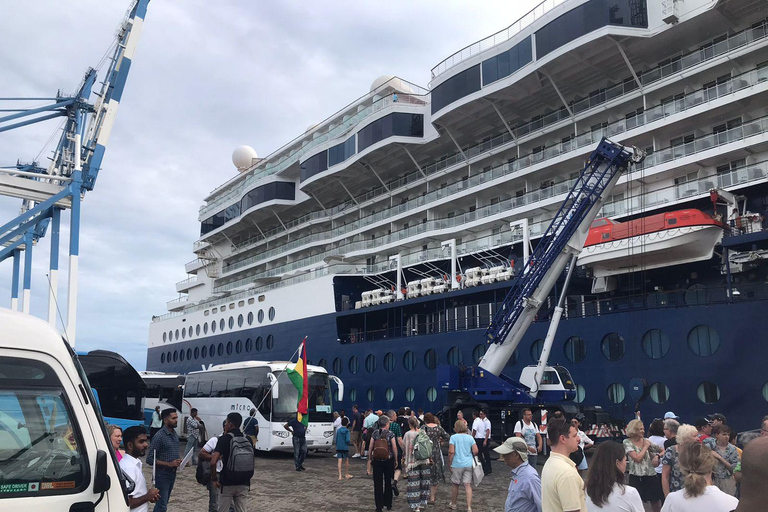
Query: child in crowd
336 416 353 480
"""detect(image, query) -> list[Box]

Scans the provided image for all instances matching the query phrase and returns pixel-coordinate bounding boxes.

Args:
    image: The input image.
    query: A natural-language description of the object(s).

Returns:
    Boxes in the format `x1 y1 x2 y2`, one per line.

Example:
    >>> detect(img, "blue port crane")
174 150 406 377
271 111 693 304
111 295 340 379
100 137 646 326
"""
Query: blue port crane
438 138 645 422
0 0 150 345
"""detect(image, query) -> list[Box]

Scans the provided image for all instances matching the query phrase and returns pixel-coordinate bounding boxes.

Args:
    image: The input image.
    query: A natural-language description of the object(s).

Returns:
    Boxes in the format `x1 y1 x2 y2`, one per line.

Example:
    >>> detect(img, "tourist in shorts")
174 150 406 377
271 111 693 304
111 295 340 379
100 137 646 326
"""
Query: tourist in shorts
336 416 353 480
448 419 478 511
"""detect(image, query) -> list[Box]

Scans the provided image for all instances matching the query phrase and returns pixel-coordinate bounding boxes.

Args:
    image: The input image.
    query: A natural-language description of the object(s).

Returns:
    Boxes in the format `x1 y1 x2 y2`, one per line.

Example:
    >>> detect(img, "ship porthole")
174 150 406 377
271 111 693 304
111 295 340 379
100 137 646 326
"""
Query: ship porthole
217 343 224 357
426 387 437 402
564 336 586 363
405 387 415 402
472 344 486 364
697 381 720 404
318 358 327 370
266 334 274 350
650 382 669 404
163 332 167 343
245 338 253 352
237 314 244 328
333 357 342 375
201 346 208 358
385 388 394 402
365 355 377 373
573 384 586 404
196 325 201 336
258 309 265 323
762 382 768 401
403 351 416 371
194 347 200 359
641 329 670 359
447 347 463 366
531 339 544 360
247 312 254 325
349 388 357 402
349 356 359 374
424 349 437 370
607 383 625 403
161 353 165 363
235 340 242 354
687 325 720 356
601 333 625 361
269 307 276 321
367 388 374 402
384 353 395 372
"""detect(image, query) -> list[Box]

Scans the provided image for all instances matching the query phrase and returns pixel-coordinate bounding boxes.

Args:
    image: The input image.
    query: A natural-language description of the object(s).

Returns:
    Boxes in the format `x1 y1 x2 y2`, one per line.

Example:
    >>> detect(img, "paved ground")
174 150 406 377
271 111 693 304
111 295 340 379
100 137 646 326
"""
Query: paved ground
142 441 653 511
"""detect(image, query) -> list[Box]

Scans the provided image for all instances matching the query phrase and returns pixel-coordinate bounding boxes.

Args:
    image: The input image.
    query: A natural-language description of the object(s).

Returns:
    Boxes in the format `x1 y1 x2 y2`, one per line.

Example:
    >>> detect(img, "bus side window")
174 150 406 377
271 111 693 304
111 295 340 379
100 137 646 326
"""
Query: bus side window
211 380 227 398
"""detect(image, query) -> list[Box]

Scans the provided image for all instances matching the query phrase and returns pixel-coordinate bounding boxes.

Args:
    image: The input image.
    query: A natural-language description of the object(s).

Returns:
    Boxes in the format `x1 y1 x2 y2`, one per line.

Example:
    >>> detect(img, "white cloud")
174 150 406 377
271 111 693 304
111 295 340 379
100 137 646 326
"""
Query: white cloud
0 0 539 370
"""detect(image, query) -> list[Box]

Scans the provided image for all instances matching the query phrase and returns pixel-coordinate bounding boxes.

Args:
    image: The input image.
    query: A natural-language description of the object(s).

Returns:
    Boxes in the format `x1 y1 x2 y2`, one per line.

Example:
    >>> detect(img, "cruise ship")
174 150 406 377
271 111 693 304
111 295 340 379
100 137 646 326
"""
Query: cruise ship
148 0 768 433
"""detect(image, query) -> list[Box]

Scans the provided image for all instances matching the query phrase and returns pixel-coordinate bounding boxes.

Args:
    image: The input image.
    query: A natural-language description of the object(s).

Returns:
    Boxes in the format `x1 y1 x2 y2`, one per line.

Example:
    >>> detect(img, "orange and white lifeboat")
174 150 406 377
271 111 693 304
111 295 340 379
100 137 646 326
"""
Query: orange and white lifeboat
578 209 725 277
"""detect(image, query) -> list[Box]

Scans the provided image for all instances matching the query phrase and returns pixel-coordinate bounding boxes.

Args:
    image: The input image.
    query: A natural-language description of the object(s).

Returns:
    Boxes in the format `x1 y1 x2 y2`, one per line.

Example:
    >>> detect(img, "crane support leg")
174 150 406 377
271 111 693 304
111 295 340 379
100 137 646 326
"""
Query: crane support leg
48 207 61 325
11 249 21 311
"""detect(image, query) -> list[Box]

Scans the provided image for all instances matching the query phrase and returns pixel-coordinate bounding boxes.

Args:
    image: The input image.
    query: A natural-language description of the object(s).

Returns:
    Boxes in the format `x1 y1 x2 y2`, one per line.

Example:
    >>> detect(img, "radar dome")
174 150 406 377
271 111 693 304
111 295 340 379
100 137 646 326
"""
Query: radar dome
370 75 414 94
232 145 258 171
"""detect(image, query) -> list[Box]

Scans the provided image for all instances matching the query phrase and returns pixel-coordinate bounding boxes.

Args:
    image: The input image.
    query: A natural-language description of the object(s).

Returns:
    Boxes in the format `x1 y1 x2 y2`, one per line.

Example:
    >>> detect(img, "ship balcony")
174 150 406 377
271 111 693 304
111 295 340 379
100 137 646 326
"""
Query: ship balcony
176 276 202 293
166 296 189 312
185 258 208 273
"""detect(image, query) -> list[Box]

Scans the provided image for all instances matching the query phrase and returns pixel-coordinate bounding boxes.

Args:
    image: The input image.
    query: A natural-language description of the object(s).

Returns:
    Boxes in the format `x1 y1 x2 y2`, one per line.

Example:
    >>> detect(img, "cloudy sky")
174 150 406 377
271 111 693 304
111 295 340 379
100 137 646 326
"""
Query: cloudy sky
0 0 540 370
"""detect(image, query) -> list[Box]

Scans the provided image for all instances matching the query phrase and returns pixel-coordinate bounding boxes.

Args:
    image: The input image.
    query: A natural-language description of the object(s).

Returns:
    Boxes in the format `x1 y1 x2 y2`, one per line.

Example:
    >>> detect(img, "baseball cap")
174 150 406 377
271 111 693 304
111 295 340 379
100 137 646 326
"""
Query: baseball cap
708 413 727 423
493 437 529 461
663 411 679 420
694 417 712 428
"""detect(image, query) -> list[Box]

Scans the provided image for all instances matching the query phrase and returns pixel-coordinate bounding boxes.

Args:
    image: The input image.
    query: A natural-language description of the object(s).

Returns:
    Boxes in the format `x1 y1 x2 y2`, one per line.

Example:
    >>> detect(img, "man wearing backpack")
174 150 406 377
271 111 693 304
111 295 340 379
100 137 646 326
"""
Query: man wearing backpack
210 413 254 512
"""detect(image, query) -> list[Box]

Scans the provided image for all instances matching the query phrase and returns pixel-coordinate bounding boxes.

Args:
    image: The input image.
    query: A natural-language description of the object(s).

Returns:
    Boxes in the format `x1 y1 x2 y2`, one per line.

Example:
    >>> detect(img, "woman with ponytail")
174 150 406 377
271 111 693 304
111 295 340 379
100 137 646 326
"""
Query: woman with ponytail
586 441 644 511
661 442 738 511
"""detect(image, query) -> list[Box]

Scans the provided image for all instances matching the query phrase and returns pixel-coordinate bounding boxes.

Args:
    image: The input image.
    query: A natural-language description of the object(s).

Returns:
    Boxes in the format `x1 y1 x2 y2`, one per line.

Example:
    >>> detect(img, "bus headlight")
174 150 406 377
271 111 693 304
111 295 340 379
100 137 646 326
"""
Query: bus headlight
272 430 290 438
323 431 334 438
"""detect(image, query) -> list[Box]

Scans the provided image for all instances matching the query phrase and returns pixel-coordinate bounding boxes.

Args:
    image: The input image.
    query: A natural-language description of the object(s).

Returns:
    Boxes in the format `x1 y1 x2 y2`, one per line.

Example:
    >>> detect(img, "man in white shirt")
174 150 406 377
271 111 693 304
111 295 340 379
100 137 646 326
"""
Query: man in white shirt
119 426 160 512
149 405 162 440
515 408 543 469
472 409 492 475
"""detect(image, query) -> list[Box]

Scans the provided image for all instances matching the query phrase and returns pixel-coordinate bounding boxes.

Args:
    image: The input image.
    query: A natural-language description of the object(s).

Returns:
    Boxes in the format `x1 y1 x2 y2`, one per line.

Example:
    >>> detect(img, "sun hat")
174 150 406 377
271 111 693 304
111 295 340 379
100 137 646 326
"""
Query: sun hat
493 437 529 461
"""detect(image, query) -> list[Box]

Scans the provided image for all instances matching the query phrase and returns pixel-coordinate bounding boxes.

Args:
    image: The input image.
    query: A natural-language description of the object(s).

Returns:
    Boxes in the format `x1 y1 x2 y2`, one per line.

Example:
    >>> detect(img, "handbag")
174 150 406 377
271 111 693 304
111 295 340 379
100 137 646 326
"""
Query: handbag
471 455 484 488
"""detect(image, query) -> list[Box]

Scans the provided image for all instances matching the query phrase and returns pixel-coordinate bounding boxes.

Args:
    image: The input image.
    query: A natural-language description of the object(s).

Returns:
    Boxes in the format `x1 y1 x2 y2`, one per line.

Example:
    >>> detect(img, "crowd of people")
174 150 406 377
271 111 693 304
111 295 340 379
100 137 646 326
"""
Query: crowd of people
106 406 768 512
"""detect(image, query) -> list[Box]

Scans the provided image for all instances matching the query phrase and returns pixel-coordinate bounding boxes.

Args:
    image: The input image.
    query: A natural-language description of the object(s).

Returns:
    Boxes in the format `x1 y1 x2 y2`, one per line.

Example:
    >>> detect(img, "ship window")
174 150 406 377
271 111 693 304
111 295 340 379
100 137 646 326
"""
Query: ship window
762 382 768 402
358 113 425 152
405 387 415 402
247 312 253 325
447 347 463 366
235 340 242 354
403 351 416 371
424 349 437 370
229 304 235 310
179 349 185 361
431 65 481 114
318 359 327 370
194 347 200 359
187 348 193 360
173 351 178 362
256 336 263 351
472 344 486 364
163 332 167 343
220 319 225 331
667 218 677 225
607 383 625 403
574 384 586 404
196 325 201 336
384 353 395 372
688 325 720 356
601 333 625 361
349 388 357 402
175 329 180 340
209 344 215 356
238 300 244 307
481 36 533 86
349 356 359 374
367 388 374 402
161 353 165 363
641 329 670 359
331 358 342 375
228 317 234 329
426 387 437 403
266 335 274 350
601 233 610 240
365 354 377 374
204 310 210 316
238 314 244 328
245 338 252 352
212 308 217 314
564 336 586 363
269 307 275 321
697 381 720 404
385 388 394 402
258 310 265 323
166 351 171 362
650 382 669 404
203 323 209 334
201 345 208 358
531 339 544 360
217 344 224 357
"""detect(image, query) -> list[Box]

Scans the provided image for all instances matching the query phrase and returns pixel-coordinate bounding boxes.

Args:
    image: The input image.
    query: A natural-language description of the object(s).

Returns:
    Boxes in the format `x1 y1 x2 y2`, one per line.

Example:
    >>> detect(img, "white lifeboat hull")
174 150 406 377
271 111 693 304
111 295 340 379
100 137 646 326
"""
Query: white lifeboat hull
578 225 723 277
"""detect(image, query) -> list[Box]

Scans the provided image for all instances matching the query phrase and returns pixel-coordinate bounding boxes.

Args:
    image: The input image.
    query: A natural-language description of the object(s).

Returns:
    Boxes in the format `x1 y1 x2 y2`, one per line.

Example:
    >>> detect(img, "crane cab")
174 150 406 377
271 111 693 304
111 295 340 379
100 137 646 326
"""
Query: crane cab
519 365 577 402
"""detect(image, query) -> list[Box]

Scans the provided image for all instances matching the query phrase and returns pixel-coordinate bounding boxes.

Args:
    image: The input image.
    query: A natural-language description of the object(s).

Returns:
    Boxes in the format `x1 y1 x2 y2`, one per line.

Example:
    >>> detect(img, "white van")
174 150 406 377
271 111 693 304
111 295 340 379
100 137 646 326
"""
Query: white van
0 308 131 511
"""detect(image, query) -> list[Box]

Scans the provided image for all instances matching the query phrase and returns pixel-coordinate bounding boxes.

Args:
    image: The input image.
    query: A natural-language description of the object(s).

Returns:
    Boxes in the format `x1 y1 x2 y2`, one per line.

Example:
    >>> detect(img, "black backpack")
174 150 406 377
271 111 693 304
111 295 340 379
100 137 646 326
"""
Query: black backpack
222 433 254 486
195 460 211 486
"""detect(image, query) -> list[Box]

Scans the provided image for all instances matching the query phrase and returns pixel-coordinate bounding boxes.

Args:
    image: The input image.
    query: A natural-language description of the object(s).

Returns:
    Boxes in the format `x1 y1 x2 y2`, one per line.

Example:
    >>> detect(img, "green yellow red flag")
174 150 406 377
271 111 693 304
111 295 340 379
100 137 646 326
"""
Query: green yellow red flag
286 338 309 426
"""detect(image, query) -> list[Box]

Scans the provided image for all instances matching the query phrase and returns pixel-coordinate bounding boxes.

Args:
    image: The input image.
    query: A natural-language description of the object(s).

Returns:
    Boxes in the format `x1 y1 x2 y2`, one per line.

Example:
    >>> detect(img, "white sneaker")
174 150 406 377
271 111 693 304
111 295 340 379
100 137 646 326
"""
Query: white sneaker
352 453 361 458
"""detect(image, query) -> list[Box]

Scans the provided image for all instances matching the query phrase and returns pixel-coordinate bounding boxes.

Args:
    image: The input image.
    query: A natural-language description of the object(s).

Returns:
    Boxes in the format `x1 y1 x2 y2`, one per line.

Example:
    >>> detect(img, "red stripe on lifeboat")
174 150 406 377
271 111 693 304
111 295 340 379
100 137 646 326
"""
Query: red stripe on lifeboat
584 209 725 248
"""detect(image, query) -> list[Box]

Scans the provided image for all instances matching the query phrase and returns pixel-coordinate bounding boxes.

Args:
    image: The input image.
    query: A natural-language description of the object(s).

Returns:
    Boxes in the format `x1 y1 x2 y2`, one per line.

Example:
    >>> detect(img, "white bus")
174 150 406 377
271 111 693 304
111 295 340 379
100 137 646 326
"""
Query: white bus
183 361 343 452
139 371 185 429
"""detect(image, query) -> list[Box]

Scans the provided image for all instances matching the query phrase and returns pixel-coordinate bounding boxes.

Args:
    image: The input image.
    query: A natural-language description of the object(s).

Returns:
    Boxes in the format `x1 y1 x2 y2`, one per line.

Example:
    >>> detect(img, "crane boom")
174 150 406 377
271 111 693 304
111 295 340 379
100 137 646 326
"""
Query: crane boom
478 138 644 376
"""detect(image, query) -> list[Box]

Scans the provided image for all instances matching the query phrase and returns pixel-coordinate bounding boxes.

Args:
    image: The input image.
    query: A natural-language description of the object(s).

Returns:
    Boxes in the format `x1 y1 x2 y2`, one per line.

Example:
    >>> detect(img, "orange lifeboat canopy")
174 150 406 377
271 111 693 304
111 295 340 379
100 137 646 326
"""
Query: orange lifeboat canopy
585 209 724 247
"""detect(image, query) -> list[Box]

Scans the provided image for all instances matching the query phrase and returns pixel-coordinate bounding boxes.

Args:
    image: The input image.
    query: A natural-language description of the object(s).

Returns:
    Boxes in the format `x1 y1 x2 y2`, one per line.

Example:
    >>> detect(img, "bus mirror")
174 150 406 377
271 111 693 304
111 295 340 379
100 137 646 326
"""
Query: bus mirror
93 450 111 494
330 375 344 401
267 373 278 399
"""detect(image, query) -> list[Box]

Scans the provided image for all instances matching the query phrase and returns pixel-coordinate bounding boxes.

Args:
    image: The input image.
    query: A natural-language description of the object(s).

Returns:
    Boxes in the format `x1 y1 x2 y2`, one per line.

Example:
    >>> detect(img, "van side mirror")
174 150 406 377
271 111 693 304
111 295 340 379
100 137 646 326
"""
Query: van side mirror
93 450 111 494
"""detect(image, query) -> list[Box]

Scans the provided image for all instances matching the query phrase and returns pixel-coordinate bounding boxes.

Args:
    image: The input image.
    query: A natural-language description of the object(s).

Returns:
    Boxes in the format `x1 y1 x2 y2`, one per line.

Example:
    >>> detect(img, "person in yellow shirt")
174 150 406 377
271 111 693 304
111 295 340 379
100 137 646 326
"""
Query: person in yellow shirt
541 417 586 512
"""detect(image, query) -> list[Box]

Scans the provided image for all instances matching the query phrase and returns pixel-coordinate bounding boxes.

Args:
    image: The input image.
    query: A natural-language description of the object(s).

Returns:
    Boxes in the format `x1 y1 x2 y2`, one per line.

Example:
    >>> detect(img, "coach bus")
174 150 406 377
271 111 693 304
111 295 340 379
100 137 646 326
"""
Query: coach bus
139 371 185 426
78 349 146 430
183 361 343 452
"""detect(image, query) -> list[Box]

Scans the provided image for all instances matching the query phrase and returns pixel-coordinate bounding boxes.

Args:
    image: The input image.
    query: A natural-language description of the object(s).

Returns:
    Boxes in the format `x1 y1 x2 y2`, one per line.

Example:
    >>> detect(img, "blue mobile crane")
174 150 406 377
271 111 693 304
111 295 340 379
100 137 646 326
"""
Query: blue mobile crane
437 138 645 437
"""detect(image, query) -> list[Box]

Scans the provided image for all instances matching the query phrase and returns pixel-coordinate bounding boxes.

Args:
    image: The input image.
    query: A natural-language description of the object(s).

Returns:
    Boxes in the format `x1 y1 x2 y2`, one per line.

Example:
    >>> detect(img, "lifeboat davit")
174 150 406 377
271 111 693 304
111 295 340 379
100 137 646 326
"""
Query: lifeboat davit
578 209 725 277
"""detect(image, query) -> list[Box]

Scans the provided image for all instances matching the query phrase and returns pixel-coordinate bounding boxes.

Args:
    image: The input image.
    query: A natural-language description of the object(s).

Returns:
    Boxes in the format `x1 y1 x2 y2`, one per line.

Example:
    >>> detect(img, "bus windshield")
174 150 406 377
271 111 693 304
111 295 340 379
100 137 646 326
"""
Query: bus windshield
78 350 146 426
273 371 332 423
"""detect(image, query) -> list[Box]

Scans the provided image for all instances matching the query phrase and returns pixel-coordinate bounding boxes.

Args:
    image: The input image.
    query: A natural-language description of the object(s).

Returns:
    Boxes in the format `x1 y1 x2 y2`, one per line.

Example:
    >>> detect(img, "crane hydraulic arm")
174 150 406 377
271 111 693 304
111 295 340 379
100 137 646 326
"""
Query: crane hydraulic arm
478 138 645 377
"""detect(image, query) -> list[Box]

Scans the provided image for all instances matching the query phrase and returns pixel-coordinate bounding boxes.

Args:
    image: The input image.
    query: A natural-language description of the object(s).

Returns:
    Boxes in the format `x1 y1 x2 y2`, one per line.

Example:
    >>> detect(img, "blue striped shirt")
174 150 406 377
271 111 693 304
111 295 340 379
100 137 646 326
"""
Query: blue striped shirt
146 426 179 471
505 461 542 512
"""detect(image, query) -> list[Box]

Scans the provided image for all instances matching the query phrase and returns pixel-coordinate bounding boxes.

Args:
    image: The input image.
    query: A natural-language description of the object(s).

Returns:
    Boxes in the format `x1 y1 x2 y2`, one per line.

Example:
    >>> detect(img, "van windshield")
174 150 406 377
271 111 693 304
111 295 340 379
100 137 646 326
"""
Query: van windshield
273 371 332 423
0 357 87 498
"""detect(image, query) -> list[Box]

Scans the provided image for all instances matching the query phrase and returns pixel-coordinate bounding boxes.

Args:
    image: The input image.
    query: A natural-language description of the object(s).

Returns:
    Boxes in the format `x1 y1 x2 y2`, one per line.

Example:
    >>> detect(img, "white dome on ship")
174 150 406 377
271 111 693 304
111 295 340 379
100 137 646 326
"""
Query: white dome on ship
370 75 414 94
305 123 319 133
232 145 258 171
